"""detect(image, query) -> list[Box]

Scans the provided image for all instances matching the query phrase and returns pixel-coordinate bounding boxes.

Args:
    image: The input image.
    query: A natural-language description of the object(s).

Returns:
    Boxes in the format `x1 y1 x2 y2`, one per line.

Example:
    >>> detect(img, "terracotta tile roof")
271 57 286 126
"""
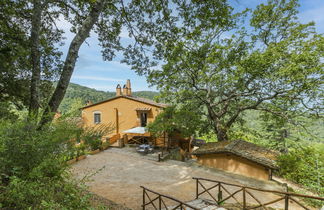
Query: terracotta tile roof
81 95 168 109
124 96 168 108
191 140 279 169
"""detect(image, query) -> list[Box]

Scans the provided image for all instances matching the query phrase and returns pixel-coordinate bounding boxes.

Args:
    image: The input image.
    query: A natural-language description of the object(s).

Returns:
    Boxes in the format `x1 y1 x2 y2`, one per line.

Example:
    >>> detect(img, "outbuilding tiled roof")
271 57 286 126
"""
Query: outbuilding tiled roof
81 95 168 109
191 140 279 169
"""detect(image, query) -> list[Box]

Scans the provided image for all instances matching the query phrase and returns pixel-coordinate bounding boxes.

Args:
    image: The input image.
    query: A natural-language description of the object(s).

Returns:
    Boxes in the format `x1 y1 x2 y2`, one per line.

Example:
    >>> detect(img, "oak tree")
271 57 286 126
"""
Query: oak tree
143 0 324 141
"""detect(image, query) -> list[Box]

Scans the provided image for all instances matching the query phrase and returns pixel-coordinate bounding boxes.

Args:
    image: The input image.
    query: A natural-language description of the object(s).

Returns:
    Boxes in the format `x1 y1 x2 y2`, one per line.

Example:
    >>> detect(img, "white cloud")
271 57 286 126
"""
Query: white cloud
73 75 123 82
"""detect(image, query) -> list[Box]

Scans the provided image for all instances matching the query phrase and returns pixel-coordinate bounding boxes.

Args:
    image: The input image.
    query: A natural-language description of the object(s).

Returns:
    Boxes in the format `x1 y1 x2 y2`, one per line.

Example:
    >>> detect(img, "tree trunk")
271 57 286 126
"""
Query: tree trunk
39 0 104 127
206 105 229 141
215 126 229 141
28 0 42 118
210 119 229 141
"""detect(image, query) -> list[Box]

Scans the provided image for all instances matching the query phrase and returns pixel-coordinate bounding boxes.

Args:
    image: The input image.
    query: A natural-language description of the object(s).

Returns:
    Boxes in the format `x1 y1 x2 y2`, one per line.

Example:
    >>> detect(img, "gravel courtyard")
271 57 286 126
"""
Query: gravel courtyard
71 147 298 209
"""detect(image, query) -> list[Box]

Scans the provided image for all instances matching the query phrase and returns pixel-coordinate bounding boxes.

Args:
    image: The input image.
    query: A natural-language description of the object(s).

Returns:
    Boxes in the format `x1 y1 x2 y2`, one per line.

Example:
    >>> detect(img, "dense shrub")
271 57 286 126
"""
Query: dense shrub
85 137 103 151
276 145 324 195
0 120 93 209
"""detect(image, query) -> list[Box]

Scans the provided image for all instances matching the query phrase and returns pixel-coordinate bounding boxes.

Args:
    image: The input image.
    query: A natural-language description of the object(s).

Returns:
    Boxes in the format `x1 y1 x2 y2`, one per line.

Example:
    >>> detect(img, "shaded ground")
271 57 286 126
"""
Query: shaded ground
87 190 131 210
71 147 305 210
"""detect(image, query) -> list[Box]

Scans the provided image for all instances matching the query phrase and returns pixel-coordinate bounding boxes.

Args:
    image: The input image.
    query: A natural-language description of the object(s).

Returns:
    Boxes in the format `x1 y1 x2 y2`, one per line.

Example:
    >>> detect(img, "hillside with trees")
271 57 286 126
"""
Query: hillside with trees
59 83 159 113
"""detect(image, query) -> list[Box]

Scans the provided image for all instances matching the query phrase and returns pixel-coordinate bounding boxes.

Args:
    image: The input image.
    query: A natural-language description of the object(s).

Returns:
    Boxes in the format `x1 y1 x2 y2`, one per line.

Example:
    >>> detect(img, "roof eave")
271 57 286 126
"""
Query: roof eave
192 150 278 169
80 95 167 109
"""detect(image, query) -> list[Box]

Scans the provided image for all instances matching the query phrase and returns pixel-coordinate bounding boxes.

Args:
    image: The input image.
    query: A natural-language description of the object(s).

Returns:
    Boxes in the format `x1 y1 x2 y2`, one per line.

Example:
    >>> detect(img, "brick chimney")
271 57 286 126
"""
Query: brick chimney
122 84 128 95
126 79 131 96
86 100 93 106
116 84 121 96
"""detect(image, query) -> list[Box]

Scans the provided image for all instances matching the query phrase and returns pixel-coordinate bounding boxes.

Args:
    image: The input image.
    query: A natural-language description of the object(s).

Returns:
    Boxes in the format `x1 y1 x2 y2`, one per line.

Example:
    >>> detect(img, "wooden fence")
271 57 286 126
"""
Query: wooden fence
193 177 324 210
141 186 198 210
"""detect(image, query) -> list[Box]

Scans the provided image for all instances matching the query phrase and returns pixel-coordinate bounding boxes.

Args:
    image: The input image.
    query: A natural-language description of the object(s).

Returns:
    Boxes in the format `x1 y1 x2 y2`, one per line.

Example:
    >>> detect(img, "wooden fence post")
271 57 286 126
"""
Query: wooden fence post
159 195 161 210
218 183 222 204
243 187 246 210
143 188 145 210
196 179 199 199
285 195 289 210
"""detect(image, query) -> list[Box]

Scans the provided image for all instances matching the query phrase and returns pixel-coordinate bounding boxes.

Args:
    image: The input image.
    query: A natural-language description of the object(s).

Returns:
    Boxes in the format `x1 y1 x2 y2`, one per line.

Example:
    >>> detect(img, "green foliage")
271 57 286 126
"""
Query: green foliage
148 105 202 138
277 144 324 195
199 132 218 143
63 143 87 161
1 0 63 110
0 120 94 209
235 110 324 151
65 146 78 161
145 0 323 141
61 83 115 109
87 138 102 151
3 0 178 124
82 124 113 151
59 97 85 117
0 0 31 107
0 101 19 121
3 175 91 210
76 143 87 156
133 91 160 101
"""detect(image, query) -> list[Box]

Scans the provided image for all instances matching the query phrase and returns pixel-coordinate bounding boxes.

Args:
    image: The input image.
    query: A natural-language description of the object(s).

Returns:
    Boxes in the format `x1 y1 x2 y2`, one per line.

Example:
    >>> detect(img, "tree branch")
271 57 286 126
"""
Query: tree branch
39 0 105 126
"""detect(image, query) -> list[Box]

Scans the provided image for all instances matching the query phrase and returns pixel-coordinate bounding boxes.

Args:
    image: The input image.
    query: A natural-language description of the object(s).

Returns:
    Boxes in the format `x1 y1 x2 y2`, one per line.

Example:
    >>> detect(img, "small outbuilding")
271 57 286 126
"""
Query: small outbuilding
191 140 278 181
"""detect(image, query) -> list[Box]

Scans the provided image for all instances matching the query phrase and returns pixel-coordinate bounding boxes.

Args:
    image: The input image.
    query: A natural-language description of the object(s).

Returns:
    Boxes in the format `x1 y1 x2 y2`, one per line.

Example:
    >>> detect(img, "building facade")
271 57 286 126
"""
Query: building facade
81 80 167 142
192 140 278 180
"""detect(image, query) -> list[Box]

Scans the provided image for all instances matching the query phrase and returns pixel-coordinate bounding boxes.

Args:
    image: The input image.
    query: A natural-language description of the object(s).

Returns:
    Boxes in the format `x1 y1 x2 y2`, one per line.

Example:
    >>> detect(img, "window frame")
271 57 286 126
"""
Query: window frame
93 112 101 124
140 112 148 127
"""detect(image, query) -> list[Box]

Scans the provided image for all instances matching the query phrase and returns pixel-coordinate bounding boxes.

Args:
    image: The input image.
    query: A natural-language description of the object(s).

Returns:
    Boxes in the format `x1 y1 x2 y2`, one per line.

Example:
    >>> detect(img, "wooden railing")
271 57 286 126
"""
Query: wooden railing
193 177 324 210
141 186 198 210
109 133 120 145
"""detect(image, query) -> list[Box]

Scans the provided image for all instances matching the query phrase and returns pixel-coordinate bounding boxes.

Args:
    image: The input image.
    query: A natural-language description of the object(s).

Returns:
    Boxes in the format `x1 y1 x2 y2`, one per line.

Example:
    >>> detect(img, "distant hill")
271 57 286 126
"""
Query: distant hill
59 83 159 113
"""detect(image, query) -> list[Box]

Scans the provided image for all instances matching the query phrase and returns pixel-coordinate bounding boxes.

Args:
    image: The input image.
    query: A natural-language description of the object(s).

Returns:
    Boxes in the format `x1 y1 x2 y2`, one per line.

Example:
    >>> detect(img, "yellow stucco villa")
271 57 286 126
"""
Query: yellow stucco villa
81 80 168 146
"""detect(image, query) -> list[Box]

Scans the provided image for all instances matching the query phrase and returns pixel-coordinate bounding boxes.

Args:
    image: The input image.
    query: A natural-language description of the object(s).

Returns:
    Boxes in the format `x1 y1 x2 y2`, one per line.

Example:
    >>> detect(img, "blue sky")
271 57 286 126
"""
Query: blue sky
58 0 324 92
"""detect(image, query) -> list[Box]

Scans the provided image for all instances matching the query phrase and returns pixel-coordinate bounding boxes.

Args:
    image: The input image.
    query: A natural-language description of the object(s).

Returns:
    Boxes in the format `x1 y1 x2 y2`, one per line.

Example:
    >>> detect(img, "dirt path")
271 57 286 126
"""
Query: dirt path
71 148 304 209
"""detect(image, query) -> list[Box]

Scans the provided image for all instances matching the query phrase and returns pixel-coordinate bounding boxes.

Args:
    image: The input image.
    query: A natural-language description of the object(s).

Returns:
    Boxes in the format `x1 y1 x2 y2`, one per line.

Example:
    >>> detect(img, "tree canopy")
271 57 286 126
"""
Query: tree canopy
1 0 230 126
148 105 203 138
143 0 324 141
